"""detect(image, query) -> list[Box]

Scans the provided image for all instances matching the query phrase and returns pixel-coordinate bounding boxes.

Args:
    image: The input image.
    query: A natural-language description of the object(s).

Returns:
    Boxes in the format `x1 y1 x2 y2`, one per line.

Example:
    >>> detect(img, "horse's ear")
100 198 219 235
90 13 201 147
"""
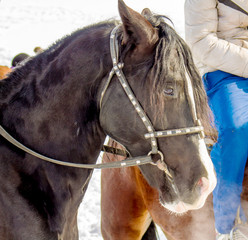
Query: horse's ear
118 0 159 59
141 8 153 19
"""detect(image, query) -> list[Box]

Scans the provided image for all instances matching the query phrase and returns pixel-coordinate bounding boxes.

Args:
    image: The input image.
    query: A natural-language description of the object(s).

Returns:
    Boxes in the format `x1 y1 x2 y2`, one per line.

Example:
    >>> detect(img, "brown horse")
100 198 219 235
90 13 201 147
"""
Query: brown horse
101 140 248 240
0 65 11 80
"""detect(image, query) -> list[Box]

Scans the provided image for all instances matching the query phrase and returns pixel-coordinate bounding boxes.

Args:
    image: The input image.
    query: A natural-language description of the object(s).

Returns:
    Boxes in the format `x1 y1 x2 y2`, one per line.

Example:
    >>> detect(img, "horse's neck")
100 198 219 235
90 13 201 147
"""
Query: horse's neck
0 25 116 235
0 67 106 162
0 28 112 161
0 28 112 231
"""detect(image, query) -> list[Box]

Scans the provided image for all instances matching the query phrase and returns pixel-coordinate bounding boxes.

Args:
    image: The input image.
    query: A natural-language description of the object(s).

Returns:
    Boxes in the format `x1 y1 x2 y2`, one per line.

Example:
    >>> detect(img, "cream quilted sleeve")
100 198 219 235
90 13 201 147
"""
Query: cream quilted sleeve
184 0 248 78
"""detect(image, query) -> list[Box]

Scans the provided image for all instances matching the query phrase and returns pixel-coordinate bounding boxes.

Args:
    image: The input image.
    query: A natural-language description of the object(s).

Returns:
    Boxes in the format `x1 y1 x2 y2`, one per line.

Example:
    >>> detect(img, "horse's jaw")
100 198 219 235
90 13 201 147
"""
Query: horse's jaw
160 139 217 214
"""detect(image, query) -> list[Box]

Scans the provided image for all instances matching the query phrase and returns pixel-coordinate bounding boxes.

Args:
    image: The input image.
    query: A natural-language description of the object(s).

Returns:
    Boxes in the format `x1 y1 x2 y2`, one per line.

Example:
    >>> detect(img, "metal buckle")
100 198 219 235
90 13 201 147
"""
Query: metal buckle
148 151 173 179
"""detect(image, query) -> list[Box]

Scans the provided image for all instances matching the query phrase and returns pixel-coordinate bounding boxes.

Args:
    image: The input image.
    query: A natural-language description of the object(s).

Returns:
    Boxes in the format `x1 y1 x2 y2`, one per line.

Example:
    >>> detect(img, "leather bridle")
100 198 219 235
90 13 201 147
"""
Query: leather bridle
99 26 204 175
0 25 204 179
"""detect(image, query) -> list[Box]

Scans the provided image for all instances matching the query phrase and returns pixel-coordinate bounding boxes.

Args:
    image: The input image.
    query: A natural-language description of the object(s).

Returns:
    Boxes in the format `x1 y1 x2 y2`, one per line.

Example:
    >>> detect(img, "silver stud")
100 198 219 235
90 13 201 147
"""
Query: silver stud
145 133 151 138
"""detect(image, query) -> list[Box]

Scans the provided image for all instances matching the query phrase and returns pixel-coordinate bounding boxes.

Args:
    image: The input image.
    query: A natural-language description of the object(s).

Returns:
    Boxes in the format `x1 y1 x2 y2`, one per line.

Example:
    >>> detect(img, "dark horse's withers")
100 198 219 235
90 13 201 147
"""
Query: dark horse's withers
0 0 216 239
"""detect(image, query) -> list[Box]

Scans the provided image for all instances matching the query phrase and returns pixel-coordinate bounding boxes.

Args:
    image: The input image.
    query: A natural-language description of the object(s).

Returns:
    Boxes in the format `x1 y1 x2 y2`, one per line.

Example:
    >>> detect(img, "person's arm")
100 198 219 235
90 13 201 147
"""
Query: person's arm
184 0 248 77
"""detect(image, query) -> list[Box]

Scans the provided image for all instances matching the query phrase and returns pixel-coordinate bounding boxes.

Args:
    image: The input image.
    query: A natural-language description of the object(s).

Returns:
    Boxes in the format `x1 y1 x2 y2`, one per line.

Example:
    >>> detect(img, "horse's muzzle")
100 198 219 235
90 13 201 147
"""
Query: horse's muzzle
160 175 216 214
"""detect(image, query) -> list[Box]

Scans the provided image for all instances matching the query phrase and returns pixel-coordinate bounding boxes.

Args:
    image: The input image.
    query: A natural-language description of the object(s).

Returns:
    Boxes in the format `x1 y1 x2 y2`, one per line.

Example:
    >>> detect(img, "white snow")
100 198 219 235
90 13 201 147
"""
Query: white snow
0 0 185 239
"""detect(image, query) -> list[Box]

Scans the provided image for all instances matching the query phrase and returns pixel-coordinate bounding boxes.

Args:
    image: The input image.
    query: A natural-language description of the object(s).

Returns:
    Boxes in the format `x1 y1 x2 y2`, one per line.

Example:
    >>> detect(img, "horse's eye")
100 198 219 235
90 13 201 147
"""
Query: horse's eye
163 88 174 96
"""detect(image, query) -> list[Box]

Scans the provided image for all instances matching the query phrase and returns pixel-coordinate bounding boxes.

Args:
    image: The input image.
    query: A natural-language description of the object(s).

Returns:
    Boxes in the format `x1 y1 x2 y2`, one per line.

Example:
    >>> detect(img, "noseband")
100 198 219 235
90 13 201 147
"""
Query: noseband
100 25 204 178
0 26 204 180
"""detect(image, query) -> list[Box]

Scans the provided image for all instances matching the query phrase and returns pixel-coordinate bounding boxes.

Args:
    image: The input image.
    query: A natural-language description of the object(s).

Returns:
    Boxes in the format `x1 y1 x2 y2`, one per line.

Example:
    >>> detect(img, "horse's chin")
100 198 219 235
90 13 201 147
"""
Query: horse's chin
159 170 217 214
159 188 211 214
159 199 205 214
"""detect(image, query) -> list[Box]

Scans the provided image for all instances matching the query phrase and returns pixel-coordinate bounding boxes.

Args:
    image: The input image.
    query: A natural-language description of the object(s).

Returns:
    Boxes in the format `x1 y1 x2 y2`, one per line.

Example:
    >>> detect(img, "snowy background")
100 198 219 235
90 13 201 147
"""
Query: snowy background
0 0 185 239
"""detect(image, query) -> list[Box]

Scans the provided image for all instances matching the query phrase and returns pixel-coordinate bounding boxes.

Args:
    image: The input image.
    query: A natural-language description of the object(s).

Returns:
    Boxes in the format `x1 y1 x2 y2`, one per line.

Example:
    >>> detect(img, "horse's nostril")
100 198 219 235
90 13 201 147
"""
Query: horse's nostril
197 177 210 194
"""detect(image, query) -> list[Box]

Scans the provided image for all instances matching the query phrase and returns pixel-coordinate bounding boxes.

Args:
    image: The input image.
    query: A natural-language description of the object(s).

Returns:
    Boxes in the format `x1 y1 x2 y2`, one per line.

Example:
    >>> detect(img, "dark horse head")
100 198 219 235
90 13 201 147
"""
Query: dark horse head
100 2 217 213
0 1 216 239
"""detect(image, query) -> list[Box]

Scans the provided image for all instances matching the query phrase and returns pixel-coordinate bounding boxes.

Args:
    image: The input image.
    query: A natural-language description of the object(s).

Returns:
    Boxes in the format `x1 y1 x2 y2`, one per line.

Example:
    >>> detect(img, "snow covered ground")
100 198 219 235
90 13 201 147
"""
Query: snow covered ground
0 0 185 239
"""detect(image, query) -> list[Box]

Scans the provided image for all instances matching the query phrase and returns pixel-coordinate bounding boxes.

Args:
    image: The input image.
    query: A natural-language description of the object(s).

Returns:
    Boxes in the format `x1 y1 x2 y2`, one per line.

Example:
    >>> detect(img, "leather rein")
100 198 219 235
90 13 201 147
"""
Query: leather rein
0 25 204 175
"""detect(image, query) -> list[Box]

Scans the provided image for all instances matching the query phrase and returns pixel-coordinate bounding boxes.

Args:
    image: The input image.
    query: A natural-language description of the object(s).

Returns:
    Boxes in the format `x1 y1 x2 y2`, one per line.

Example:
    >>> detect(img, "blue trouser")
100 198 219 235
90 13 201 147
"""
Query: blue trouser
203 70 248 234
